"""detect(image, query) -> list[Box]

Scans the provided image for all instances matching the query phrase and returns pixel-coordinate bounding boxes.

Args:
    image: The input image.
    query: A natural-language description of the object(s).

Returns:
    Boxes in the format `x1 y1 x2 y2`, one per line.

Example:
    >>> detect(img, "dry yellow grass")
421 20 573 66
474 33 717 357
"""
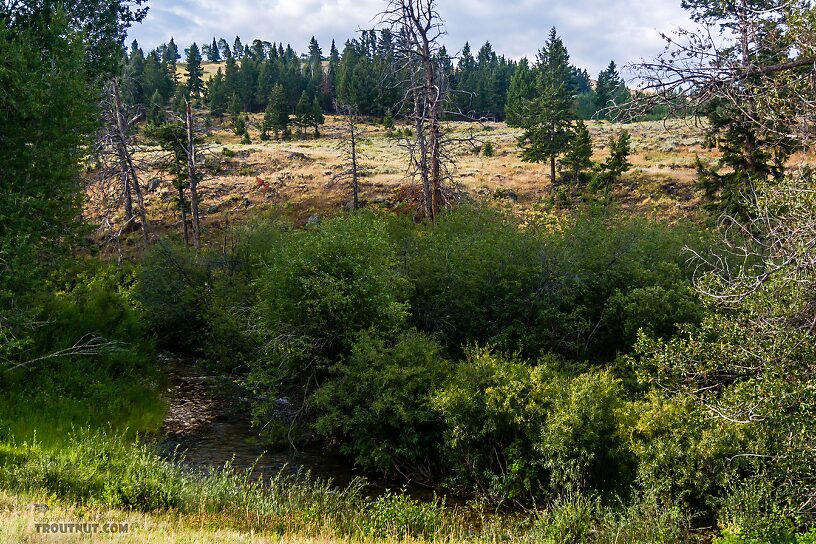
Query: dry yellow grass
0 492 441 544
85 116 717 245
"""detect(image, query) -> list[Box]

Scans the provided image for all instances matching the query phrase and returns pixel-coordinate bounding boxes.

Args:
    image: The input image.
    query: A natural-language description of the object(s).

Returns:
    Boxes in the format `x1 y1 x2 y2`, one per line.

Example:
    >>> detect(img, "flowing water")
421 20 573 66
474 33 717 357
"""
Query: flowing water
155 353 454 503
156 353 365 487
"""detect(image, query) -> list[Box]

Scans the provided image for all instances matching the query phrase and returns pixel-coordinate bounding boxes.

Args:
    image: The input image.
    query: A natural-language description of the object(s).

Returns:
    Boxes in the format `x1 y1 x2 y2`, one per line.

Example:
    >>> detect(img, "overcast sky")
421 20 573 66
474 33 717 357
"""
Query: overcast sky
126 0 694 78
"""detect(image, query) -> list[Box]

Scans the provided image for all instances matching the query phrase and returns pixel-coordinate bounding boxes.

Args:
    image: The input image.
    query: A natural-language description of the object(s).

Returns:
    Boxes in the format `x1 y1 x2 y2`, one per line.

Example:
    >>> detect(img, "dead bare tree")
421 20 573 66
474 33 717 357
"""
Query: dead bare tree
144 104 214 249
380 0 451 221
95 78 149 244
628 0 816 145
334 104 365 210
185 100 203 250
378 1 485 220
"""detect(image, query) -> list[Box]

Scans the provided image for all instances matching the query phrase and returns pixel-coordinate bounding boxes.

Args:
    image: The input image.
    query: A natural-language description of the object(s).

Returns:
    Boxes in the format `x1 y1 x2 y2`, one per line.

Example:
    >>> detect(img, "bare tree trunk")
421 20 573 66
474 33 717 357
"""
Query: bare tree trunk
121 166 133 222
336 105 364 209
111 78 148 243
384 0 459 222
350 118 359 210
185 101 201 250
175 160 189 247
550 157 556 184
412 76 434 221
421 36 442 218
549 124 557 183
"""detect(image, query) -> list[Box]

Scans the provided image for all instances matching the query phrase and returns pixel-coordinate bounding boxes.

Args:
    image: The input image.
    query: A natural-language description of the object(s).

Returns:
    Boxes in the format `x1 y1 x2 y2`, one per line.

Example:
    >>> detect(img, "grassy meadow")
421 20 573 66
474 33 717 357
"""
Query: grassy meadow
84 113 712 245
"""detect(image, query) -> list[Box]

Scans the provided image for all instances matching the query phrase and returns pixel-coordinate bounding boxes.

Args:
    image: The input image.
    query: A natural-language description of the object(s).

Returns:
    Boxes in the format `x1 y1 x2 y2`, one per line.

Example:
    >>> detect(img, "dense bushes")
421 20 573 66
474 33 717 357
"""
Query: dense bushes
249 212 412 409
133 203 816 538
134 205 708 503
0 264 164 444
312 330 449 479
402 207 705 360
433 349 631 502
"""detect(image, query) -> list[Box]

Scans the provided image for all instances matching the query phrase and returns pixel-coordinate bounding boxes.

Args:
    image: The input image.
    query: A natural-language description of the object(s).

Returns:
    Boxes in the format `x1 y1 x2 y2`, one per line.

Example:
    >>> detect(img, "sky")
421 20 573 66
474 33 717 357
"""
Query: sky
126 0 695 79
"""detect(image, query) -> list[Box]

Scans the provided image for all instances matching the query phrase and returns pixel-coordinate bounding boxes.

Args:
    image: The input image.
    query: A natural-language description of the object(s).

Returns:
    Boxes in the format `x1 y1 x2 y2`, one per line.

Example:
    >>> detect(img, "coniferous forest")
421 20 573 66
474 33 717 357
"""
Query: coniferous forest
1 0 816 542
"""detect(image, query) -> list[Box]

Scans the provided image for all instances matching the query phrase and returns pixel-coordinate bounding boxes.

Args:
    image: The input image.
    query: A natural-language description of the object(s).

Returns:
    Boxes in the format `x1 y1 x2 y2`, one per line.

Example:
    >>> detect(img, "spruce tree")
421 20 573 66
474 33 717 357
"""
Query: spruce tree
232 36 243 59
505 57 535 127
163 37 180 82
654 0 798 218
518 28 575 183
595 61 628 119
207 68 228 117
310 96 325 137
185 42 204 99
295 90 312 136
210 37 220 61
228 93 242 122
562 120 593 183
592 130 632 190
147 89 166 124
142 50 173 102
217 38 230 59
264 84 289 139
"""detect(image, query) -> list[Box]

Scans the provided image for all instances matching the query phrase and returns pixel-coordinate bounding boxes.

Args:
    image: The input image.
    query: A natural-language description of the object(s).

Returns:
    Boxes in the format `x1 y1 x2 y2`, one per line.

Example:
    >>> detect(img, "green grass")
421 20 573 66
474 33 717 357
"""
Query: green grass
0 427 709 543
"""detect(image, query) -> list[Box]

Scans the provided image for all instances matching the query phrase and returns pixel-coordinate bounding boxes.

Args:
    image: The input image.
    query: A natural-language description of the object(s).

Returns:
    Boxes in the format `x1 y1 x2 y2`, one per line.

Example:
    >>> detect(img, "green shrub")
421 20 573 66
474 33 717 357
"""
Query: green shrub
0 264 162 443
402 206 541 356
621 391 738 516
482 141 494 157
362 490 445 540
135 241 209 352
249 212 412 430
311 330 449 476
404 206 705 361
534 491 599 544
432 348 631 502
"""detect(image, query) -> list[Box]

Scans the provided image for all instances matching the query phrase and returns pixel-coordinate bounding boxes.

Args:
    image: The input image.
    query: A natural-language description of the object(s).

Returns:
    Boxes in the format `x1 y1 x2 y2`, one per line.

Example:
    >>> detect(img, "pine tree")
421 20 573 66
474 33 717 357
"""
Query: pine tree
561 120 593 183
142 50 173 103
147 89 166 124
308 36 322 79
264 84 289 139
0 13 94 314
295 90 312 136
228 93 242 122
310 96 325 137
518 28 575 183
217 38 230 59
592 130 632 190
506 57 535 127
232 36 244 59
674 0 797 219
171 85 188 114
595 61 628 119
163 37 180 82
186 42 204 99
250 39 266 61
324 40 340 107
209 37 220 61
207 68 228 117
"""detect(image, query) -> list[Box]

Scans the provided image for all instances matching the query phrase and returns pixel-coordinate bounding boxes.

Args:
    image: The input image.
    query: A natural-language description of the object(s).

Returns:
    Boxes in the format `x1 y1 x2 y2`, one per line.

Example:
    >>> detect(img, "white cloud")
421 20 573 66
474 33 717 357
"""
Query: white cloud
127 0 694 76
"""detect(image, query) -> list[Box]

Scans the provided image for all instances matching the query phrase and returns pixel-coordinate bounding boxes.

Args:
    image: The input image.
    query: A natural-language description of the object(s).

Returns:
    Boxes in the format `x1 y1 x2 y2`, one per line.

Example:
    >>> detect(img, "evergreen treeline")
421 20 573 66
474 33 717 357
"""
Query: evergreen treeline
120 31 633 123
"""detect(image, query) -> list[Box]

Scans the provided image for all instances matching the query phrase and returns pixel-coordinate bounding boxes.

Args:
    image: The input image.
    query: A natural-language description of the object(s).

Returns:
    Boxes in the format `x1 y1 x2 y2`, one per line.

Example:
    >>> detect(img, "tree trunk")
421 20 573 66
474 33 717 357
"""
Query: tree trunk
351 119 359 210
421 32 442 220
121 159 133 222
111 78 148 243
175 160 189 247
186 101 202 250
550 125 557 183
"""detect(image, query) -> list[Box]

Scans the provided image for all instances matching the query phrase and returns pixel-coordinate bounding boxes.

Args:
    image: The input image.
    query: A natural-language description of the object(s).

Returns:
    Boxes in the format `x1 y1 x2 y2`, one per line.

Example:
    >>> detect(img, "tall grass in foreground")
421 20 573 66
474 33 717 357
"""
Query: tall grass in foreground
0 429 711 543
